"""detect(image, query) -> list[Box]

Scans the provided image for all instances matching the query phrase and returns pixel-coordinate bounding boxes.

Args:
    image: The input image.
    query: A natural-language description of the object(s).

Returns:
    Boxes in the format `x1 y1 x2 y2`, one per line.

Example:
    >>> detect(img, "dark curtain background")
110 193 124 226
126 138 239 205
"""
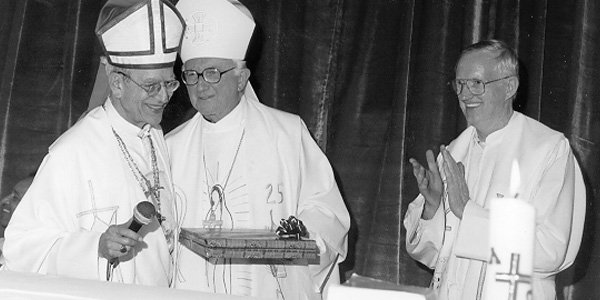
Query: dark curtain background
1 0 599 298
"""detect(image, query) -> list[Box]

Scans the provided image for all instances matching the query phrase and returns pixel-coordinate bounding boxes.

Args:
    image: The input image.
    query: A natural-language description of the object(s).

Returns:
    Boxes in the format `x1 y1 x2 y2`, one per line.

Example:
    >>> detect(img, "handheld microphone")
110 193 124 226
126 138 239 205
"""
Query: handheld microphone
108 201 156 276
106 201 156 272
129 201 156 232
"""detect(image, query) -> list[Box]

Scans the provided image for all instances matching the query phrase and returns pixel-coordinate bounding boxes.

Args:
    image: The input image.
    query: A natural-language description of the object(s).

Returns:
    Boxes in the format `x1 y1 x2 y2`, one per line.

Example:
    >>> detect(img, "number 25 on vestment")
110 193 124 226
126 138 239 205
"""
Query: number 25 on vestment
266 183 284 204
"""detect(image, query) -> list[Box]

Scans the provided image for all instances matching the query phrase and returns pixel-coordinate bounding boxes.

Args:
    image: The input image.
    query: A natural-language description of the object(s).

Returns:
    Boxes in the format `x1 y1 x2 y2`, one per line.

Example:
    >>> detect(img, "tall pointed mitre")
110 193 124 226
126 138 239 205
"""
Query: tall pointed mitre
95 0 185 69
176 0 256 62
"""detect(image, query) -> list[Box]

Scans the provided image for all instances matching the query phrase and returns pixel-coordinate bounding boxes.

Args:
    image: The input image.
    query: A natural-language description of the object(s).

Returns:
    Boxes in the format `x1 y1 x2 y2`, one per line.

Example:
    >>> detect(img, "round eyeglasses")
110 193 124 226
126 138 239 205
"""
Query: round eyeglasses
116 71 180 97
182 67 236 85
449 76 513 95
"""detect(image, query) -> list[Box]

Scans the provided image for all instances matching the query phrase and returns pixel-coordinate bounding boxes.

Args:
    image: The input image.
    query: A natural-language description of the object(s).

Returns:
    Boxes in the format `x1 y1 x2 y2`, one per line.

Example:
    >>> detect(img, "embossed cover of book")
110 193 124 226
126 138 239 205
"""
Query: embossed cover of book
179 228 320 263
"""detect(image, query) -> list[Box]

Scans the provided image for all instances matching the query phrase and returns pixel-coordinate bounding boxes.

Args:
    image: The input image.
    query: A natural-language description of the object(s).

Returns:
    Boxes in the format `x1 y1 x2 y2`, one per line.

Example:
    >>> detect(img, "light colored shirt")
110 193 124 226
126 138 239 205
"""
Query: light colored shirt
166 86 350 300
404 112 585 300
2 99 179 287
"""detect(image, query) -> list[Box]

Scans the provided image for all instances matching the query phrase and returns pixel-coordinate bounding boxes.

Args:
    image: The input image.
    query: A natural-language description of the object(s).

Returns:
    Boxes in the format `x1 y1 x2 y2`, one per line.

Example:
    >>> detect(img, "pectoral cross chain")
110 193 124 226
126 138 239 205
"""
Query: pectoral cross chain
144 183 165 223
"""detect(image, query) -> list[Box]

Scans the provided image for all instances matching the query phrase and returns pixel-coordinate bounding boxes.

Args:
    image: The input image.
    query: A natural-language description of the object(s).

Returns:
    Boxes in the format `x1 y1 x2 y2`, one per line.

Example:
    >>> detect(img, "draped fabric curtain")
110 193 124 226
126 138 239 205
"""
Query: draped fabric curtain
0 0 103 195
1 0 599 298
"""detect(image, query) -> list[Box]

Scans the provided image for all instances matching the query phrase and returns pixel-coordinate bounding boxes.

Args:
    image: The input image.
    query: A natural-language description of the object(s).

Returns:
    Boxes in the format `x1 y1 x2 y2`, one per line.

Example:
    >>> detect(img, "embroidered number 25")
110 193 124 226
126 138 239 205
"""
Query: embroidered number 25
266 183 284 204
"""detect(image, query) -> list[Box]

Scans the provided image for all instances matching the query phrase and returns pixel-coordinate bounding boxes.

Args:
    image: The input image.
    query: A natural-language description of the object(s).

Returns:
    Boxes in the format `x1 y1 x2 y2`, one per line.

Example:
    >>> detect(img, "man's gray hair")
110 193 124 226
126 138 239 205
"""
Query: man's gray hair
458 39 519 79
234 59 247 75
102 57 130 77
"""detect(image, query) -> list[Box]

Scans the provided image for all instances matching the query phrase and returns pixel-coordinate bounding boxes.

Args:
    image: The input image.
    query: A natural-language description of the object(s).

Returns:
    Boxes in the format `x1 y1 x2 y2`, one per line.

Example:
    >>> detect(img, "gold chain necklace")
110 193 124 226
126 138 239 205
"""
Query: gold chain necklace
112 128 165 223
202 129 245 228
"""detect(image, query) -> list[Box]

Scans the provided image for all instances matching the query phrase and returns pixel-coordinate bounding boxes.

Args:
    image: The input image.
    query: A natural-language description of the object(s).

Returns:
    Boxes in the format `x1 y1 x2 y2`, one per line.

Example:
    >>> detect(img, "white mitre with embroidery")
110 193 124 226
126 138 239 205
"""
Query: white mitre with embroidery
177 0 256 62
95 0 185 69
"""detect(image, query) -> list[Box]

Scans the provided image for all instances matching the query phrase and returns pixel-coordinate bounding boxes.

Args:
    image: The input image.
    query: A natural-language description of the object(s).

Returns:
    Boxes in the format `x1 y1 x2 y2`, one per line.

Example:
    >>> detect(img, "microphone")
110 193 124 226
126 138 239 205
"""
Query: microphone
108 201 156 274
129 201 156 233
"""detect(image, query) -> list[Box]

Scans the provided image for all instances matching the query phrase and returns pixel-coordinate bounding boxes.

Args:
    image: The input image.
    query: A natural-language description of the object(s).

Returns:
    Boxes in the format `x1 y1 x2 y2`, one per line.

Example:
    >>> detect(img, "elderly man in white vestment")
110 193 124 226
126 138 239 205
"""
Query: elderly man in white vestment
166 0 350 299
1 0 185 286
404 39 585 300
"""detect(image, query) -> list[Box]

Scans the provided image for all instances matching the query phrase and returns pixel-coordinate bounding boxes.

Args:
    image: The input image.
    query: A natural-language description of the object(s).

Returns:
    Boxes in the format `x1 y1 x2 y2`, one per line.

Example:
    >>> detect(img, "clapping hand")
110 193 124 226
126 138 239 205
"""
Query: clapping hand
440 145 470 219
409 149 444 220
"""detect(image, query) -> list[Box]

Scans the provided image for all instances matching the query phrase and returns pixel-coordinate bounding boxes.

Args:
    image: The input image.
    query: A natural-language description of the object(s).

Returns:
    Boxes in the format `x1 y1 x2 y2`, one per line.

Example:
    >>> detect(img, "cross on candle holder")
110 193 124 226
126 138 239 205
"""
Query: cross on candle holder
495 253 532 300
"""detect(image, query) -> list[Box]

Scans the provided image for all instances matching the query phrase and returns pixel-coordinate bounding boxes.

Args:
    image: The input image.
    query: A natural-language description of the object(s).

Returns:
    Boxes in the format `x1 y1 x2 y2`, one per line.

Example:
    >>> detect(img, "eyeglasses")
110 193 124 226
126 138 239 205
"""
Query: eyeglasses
449 76 513 95
181 67 236 85
116 71 180 97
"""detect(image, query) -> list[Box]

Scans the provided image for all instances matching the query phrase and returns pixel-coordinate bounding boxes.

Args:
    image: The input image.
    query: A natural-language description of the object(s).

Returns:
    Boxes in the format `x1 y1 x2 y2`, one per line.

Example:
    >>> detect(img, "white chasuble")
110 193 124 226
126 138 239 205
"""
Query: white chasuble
404 112 585 300
2 99 178 287
168 87 350 300
199 100 250 230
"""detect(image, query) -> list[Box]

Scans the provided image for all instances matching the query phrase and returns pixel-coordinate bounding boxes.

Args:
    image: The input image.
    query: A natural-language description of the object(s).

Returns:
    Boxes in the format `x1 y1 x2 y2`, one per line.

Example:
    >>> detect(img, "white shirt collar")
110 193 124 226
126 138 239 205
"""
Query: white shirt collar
472 111 516 148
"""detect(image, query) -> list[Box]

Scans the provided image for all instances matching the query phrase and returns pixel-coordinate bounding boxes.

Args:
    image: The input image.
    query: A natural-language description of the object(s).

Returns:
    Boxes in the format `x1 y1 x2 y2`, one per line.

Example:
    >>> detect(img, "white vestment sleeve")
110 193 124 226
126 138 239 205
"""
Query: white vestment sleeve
3 153 103 280
530 141 581 276
404 195 445 269
454 201 489 261
295 120 350 290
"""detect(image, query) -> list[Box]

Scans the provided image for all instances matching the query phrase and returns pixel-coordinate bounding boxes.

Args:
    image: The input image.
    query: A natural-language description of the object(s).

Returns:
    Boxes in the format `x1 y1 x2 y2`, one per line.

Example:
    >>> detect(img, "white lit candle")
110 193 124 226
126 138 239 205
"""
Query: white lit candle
485 160 535 300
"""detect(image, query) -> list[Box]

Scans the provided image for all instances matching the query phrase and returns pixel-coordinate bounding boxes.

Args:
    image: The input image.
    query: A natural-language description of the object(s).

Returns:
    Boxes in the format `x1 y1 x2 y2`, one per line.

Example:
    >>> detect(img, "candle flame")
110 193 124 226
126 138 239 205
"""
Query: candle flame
510 160 521 197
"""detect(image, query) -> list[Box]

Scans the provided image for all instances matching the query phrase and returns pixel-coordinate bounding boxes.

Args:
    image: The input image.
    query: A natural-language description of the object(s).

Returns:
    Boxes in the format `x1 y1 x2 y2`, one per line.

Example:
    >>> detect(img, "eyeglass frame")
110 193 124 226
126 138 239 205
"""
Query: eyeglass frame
181 67 237 85
449 75 514 96
115 71 180 97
